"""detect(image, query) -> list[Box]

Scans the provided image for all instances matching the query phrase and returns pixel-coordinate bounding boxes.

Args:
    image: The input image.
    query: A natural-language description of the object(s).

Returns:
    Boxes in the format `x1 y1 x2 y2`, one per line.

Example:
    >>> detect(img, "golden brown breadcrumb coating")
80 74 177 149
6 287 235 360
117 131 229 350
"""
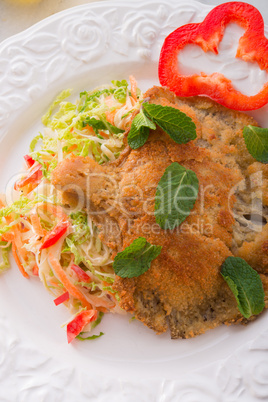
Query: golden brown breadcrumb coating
52 87 268 339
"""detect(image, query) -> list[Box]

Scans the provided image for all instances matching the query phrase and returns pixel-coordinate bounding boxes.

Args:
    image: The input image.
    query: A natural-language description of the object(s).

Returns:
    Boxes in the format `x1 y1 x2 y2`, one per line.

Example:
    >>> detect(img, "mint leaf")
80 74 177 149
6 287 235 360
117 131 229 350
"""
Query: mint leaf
106 122 124 134
113 237 162 278
82 117 123 135
143 103 196 144
155 162 199 230
243 125 268 163
127 110 156 149
127 103 196 149
82 117 106 133
221 256 265 318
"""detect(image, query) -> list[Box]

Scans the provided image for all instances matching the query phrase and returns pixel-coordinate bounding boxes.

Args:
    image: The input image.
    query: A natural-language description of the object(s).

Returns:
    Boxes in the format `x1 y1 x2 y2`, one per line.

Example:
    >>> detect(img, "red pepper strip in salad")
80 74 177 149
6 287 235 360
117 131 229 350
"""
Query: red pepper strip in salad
40 220 69 250
14 164 42 190
158 2 268 111
54 291 70 306
67 309 98 343
70 264 115 311
24 155 36 168
71 264 91 283
48 253 93 310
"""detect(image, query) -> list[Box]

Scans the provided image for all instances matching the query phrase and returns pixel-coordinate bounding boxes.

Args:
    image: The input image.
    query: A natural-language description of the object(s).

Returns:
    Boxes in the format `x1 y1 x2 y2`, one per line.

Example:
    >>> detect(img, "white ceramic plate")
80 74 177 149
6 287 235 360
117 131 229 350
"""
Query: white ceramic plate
0 1 268 401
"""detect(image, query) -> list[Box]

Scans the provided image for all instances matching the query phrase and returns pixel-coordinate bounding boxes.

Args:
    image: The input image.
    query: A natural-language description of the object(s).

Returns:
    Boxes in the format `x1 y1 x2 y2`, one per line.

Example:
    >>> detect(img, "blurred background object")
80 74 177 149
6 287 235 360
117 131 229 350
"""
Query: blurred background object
0 0 267 44
5 0 42 5
0 0 106 42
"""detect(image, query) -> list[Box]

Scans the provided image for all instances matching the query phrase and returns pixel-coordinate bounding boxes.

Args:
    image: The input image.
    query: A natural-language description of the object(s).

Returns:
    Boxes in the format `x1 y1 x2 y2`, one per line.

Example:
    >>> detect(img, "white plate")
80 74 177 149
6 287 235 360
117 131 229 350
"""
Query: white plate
0 1 268 401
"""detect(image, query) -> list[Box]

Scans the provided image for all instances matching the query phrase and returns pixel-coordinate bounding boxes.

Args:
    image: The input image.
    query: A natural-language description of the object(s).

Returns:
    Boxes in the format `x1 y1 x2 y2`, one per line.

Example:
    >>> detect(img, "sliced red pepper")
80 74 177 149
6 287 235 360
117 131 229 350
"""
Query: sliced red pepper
159 2 268 111
67 309 98 343
40 220 69 250
71 264 91 283
14 164 42 191
24 155 36 168
54 291 69 306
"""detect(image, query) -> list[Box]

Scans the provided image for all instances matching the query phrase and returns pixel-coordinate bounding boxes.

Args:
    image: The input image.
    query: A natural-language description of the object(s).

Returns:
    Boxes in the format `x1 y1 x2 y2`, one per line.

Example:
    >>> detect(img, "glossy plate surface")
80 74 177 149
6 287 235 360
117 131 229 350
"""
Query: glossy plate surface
0 1 268 400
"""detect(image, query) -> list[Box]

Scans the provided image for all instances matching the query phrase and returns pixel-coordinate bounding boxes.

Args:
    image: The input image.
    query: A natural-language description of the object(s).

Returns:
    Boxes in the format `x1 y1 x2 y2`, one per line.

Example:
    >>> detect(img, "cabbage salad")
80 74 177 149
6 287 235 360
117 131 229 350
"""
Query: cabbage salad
0 77 142 342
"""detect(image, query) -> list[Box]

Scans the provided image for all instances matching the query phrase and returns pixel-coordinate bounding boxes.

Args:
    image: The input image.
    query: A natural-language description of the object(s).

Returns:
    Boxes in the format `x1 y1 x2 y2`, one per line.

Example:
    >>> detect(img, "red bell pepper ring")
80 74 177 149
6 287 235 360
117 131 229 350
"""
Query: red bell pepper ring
40 220 69 250
71 264 91 283
159 2 268 111
24 155 36 168
54 291 70 306
67 309 98 343
14 164 42 191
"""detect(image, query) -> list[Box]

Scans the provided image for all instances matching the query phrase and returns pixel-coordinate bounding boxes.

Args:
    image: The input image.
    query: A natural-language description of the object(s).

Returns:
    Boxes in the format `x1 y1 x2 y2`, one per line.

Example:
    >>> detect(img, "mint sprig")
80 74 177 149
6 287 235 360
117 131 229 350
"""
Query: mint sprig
127 110 156 149
143 103 196 144
155 162 199 230
82 117 123 135
221 256 265 319
243 125 268 163
127 103 196 149
113 237 162 278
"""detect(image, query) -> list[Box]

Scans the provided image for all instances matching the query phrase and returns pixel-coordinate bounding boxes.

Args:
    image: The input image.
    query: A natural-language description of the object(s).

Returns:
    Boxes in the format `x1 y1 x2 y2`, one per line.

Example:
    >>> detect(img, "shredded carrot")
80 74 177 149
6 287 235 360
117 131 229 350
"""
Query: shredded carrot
12 243 29 278
129 75 137 102
31 214 46 237
97 306 109 313
68 144 78 152
105 110 116 125
32 264 39 276
0 200 6 209
48 253 92 310
85 291 115 310
49 279 64 288
99 130 110 139
13 225 28 260
22 182 39 196
37 203 68 222
104 95 117 108
84 124 94 134
2 232 14 242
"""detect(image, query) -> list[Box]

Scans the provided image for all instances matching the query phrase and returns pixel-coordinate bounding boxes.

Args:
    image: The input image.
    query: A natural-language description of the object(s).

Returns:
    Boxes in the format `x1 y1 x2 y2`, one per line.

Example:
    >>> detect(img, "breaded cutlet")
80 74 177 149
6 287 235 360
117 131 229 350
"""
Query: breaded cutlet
52 87 268 338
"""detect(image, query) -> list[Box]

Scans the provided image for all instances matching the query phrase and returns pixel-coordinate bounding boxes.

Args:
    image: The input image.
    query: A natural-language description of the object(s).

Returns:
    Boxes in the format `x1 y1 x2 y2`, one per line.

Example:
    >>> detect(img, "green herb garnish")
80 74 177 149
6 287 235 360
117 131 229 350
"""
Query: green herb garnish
221 256 265 318
82 117 124 135
113 237 162 278
127 103 196 149
82 117 107 133
243 125 268 163
127 109 156 149
155 162 199 230
143 102 196 144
